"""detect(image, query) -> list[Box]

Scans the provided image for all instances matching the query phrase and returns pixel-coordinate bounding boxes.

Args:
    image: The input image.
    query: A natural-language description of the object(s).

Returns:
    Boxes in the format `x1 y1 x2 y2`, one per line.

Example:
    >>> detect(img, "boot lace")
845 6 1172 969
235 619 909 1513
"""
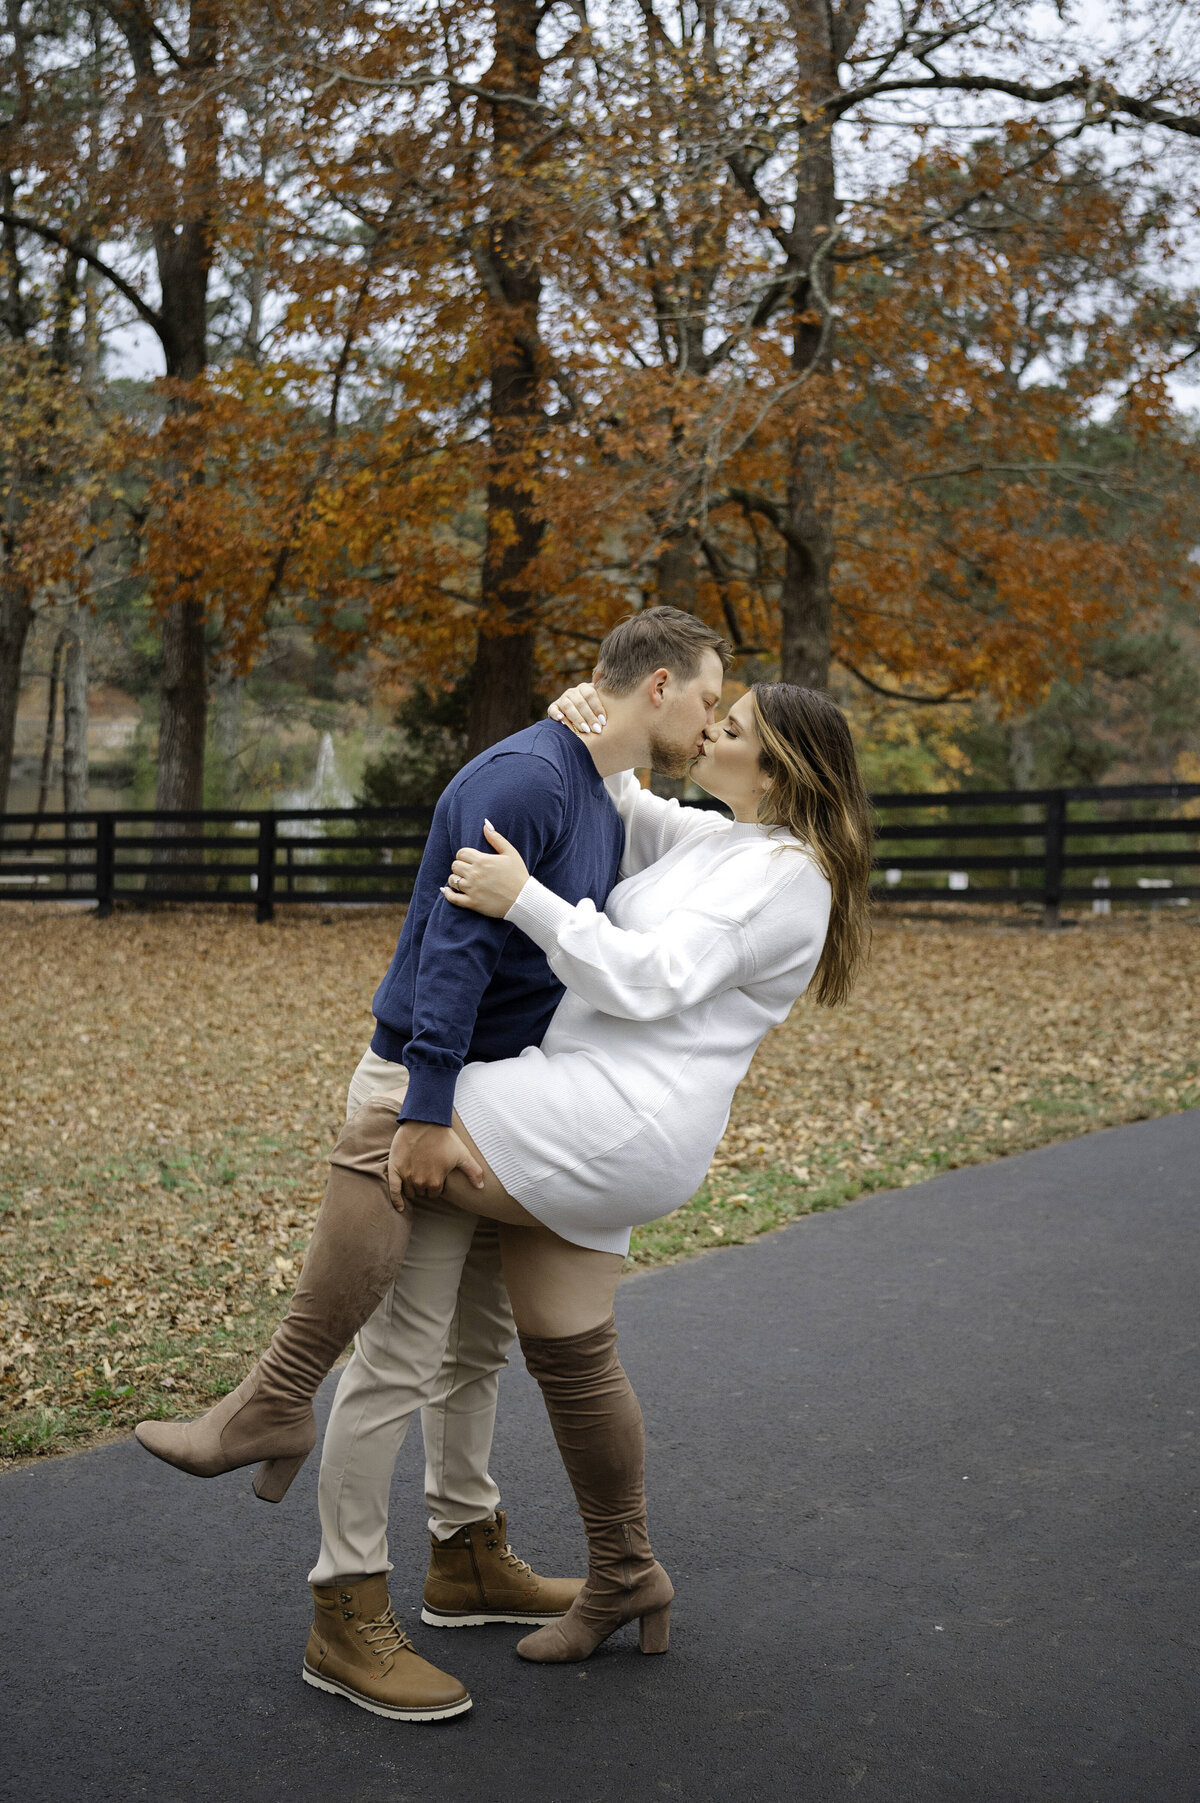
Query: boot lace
484 1529 534 1578
357 1606 413 1662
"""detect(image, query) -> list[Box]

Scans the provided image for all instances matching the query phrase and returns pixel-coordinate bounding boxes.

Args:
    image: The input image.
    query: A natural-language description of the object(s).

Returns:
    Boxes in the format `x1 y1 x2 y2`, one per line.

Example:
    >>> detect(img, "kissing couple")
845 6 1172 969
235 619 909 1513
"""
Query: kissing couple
136 606 873 1720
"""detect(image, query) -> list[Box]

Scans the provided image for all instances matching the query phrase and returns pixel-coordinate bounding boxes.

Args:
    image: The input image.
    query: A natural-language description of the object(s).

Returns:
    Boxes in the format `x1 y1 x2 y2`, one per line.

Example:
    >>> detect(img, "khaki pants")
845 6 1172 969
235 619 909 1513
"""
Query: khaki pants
308 1048 516 1585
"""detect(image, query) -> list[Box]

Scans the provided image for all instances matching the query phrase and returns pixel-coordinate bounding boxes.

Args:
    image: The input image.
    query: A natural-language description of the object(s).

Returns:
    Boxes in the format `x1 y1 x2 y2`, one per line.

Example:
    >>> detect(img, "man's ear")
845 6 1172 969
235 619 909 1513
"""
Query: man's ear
647 666 671 707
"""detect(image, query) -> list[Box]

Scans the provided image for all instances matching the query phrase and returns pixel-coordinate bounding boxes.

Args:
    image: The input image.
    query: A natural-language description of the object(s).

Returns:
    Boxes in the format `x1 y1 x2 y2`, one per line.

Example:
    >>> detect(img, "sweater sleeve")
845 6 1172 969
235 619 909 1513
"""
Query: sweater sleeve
503 849 824 1021
500 836 828 1024
603 770 724 877
399 757 566 1125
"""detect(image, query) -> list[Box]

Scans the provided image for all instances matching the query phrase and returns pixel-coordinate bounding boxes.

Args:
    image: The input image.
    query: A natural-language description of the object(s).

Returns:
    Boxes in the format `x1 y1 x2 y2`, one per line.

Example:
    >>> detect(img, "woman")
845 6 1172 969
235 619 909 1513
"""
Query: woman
137 680 872 1665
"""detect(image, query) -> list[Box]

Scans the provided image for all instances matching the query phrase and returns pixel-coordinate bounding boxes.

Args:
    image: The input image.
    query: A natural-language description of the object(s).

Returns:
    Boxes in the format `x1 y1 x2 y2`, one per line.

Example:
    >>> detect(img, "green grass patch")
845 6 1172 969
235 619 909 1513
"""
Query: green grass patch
630 1070 1200 1267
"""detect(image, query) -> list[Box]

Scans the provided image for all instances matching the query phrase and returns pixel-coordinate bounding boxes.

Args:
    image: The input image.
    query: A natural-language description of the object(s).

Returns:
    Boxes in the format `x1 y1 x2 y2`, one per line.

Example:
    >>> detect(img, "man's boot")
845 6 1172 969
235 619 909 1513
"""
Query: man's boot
421 1509 584 1627
135 1093 409 1502
304 1574 471 1722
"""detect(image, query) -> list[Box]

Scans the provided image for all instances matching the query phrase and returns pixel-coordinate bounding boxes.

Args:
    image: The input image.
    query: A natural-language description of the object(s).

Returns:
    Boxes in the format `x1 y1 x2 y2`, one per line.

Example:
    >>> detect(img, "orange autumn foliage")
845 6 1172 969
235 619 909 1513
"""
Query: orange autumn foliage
4 0 1200 809
104 128 1198 718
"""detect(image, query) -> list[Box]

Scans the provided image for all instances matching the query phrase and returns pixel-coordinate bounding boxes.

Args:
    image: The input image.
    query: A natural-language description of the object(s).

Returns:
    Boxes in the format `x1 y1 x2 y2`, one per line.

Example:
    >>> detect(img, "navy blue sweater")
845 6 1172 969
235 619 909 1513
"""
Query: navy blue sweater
371 720 624 1126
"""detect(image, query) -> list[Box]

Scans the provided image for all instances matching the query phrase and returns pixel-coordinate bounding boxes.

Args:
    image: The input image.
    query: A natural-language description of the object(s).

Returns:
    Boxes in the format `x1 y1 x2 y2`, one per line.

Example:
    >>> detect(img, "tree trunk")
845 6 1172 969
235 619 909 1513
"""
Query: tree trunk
0 573 34 817
146 0 218 828
777 6 841 693
650 526 699 797
29 625 66 841
465 0 546 760
654 528 699 612
780 430 835 690
156 595 207 812
212 663 244 803
61 621 89 886
466 628 537 757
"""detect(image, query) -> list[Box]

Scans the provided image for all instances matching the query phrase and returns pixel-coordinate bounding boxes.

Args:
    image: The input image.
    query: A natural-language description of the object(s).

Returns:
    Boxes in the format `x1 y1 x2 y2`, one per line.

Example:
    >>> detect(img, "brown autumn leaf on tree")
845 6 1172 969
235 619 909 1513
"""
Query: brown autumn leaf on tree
3 0 1200 812
257 0 1200 719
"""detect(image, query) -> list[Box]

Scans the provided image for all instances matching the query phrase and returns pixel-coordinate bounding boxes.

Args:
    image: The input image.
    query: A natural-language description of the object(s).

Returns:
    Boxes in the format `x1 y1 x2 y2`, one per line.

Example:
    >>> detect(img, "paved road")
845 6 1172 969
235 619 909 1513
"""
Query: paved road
3 1112 1198 1803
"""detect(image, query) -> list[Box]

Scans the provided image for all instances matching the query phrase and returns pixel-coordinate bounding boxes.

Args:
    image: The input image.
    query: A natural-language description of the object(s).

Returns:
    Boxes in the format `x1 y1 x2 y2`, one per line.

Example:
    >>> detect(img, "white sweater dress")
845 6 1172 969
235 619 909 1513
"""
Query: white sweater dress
453 772 832 1256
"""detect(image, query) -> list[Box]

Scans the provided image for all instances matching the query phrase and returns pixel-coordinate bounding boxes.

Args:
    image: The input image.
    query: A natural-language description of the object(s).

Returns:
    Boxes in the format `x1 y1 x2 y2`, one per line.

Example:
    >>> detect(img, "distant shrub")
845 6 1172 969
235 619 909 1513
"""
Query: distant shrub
357 677 472 809
357 673 547 809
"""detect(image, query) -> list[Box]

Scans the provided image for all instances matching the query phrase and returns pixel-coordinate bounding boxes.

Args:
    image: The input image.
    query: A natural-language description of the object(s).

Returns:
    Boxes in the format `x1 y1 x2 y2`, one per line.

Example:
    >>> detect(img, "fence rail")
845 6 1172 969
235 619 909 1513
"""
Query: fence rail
0 804 435 920
869 781 1200 920
2 783 1198 921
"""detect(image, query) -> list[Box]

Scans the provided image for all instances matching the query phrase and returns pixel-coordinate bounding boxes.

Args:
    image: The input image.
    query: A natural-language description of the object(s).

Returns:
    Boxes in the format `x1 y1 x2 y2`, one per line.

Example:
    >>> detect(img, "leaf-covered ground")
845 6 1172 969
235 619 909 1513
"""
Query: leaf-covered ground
2 903 1197 1461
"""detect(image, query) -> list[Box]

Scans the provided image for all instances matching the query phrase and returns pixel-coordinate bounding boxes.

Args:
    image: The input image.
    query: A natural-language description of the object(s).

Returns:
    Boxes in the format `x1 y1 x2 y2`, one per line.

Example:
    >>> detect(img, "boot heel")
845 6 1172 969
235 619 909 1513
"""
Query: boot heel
253 1451 309 1503
638 1603 670 1654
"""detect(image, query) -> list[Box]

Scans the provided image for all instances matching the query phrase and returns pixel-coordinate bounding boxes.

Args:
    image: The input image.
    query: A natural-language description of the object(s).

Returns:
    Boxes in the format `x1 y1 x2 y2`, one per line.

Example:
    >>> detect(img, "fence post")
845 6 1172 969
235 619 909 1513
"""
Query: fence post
96 815 115 918
256 815 277 923
1043 791 1065 928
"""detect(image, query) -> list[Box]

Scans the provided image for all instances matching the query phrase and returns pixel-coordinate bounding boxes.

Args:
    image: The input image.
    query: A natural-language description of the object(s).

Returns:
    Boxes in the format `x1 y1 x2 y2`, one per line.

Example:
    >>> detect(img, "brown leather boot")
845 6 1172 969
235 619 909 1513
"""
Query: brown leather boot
421 1508 584 1628
304 1574 471 1722
135 1094 410 1502
514 1317 674 1663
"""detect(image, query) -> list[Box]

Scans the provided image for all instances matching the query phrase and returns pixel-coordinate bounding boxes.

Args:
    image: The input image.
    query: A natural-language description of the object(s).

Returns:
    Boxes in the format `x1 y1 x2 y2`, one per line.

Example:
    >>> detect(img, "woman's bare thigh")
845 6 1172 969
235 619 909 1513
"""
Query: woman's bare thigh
380 1096 624 1335
439 1110 624 1334
496 1226 624 1339
438 1109 545 1229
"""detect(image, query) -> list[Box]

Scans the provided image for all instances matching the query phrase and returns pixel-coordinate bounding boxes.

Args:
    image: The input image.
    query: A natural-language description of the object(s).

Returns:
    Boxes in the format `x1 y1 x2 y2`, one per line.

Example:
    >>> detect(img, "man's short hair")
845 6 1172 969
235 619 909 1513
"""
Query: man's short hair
594 607 731 696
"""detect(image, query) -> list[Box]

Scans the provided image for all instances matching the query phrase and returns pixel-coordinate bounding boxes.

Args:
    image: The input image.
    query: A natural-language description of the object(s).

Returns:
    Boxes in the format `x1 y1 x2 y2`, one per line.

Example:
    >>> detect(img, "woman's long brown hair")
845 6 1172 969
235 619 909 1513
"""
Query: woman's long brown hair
750 684 873 1007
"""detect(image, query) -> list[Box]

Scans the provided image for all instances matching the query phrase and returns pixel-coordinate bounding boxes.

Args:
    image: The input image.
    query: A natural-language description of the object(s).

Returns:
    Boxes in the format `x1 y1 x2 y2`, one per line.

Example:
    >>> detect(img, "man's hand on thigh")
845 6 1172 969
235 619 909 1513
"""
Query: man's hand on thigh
389 1121 486 1211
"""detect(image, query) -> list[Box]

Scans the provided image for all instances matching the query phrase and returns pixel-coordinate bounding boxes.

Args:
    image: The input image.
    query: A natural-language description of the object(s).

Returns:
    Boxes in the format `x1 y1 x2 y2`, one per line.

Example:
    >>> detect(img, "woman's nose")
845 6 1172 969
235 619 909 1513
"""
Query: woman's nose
702 722 721 742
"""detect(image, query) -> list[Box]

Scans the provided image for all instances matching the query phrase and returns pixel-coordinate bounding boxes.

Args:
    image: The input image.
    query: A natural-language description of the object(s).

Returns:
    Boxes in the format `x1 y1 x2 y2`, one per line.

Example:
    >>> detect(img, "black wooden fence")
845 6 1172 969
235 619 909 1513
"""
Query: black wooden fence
0 805 434 920
870 781 1200 921
1 782 1198 921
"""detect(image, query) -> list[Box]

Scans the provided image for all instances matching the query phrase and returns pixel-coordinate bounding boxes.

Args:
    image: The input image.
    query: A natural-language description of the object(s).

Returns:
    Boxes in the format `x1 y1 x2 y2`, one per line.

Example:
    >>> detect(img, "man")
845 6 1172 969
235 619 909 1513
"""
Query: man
305 608 730 1719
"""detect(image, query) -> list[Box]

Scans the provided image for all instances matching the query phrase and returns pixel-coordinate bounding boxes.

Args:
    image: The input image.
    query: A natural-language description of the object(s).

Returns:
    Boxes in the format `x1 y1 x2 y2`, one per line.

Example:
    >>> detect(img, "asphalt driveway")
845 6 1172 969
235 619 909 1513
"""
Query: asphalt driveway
3 1110 1197 1803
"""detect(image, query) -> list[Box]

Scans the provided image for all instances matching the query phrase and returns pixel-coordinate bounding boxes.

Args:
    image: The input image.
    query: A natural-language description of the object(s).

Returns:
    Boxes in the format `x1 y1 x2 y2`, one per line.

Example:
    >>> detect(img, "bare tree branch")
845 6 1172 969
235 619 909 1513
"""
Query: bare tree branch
0 211 165 337
824 73 1200 140
838 658 973 703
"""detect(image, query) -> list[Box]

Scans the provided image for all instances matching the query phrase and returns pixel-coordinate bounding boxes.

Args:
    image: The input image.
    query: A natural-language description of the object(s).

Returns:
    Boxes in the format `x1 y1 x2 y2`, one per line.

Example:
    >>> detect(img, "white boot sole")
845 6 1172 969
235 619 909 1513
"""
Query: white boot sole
301 1664 472 1721
420 1606 568 1629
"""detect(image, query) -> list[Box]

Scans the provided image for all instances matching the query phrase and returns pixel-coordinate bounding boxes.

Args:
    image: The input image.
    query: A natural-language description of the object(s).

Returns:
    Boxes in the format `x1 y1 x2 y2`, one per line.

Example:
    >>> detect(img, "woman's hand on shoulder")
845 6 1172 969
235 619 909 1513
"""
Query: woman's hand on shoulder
442 821 531 918
547 682 605 737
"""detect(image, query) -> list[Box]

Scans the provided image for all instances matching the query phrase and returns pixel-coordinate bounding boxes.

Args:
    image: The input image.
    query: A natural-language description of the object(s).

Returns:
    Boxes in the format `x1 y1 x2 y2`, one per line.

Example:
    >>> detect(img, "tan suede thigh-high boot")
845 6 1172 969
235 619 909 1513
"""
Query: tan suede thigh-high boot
515 1317 673 1662
136 1094 409 1503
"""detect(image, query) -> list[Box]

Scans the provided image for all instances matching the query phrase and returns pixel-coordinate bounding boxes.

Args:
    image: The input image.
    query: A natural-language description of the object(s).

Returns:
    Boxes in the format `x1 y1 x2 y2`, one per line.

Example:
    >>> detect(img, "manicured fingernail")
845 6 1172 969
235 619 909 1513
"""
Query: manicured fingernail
484 818 494 831
597 713 606 724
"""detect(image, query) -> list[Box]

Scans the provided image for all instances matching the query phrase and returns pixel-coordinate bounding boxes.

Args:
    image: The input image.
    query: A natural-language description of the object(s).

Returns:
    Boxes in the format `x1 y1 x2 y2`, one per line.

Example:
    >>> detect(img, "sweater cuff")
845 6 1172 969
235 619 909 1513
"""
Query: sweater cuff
504 877 576 954
397 1062 457 1128
370 1020 409 1064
